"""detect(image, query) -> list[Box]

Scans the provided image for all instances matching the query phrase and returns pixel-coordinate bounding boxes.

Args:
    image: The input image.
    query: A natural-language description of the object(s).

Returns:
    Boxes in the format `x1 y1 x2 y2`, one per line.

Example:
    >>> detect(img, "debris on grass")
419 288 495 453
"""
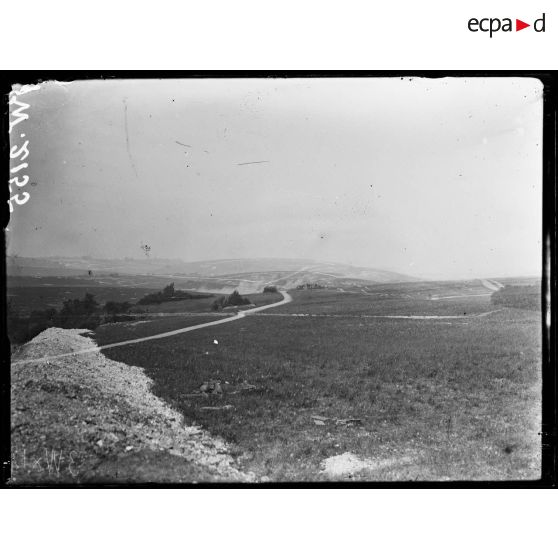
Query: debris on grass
239 381 257 391
200 405 234 411
335 418 362 426
227 380 258 395
199 380 223 395
311 415 363 427
183 378 254 398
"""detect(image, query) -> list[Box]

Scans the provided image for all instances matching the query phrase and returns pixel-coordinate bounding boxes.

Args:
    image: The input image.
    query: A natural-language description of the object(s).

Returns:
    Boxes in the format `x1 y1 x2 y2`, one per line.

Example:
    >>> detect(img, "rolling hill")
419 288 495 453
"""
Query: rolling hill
6 256 419 293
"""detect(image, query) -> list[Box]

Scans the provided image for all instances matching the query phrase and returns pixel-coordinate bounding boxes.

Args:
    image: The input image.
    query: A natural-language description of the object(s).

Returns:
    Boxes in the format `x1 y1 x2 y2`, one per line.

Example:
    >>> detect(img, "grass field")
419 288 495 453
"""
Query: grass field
135 291 283 315
7 276 282 316
7 284 158 314
279 287 494 316
94 314 228 344
97 281 542 481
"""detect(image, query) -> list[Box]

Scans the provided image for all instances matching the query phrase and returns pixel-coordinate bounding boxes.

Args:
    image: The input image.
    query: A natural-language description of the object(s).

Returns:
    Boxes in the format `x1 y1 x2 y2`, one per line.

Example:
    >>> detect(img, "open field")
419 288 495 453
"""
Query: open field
96 280 542 481
7 275 283 316
94 315 228 345
279 286 494 317
6 274 287 347
7 285 158 315
134 291 283 315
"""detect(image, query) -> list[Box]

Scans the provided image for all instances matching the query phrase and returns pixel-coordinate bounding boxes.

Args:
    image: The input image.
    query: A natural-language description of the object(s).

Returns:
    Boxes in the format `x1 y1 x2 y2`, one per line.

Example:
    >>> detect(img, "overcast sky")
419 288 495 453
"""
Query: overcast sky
8 77 543 279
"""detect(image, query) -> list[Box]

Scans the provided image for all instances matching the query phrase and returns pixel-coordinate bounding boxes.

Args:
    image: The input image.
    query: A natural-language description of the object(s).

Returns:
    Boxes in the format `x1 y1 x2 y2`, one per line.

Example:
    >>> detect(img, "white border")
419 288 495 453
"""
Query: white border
1 1 556 69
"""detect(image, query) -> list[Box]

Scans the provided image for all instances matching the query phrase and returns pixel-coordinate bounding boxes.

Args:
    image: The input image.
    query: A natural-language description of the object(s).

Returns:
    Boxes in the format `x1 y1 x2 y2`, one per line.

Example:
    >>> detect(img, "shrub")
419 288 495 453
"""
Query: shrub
57 293 101 328
211 296 226 311
137 291 166 305
137 283 212 305
296 283 325 290
163 282 175 297
211 291 251 310
8 293 105 344
224 290 251 307
263 285 278 293
104 300 132 315
103 300 134 324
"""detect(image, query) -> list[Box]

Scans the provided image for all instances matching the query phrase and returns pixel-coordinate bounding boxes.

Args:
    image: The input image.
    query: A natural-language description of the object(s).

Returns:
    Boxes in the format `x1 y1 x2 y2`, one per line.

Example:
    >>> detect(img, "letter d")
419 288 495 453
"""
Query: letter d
534 13 545 32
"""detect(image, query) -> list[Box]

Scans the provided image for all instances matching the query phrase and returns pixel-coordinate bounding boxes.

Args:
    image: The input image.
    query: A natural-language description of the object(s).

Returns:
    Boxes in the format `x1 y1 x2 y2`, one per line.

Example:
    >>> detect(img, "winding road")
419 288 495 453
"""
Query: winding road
431 278 504 300
12 279 504 367
13 291 293 366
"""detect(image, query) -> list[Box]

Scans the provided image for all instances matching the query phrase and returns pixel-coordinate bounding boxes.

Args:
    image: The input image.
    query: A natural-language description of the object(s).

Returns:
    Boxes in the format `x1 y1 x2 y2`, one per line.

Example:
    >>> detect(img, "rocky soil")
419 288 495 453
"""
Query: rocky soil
10 328 255 484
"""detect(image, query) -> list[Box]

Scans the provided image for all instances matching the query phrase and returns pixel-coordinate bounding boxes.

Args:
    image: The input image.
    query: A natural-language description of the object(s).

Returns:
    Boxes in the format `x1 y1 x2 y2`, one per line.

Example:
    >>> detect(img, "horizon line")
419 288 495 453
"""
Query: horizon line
6 254 542 282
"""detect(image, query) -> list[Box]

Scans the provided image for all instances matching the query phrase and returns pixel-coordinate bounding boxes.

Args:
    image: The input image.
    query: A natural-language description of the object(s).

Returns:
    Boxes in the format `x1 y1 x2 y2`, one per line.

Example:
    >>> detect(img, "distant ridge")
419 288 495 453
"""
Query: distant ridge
6 256 419 290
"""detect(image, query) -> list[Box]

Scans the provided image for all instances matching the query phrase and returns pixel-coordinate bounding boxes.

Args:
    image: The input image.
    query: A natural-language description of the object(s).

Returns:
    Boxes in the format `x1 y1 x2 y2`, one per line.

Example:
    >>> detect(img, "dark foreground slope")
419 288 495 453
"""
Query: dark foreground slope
10 328 255 484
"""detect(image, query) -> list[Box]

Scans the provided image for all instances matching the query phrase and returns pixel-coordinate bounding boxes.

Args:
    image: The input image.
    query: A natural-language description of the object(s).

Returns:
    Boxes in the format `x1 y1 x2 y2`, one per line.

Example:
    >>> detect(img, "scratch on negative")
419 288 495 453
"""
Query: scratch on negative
123 99 139 177
237 160 270 166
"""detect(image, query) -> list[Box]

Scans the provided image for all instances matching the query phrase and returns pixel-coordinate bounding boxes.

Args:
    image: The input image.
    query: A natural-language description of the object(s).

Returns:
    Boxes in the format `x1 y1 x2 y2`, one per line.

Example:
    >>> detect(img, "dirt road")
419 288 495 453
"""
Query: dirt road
255 310 501 320
431 278 504 300
480 278 505 291
12 291 293 366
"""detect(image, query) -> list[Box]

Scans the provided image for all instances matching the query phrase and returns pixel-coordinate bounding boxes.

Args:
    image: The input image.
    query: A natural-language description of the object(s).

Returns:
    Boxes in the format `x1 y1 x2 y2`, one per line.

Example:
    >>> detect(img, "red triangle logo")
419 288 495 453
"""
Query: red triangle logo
516 19 530 31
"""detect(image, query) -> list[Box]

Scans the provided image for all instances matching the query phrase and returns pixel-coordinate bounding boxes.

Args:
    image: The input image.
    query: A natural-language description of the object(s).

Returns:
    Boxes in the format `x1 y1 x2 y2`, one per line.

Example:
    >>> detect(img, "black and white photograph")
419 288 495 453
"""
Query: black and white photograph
5 75 547 484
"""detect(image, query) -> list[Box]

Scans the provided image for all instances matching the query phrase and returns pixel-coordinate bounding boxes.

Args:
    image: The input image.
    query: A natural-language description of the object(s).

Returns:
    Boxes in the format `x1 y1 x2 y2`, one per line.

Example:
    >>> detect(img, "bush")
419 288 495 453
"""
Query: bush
57 293 100 328
263 285 278 293
211 290 251 310
224 290 251 307
163 283 175 297
137 291 166 305
137 283 211 305
296 283 325 290
211 296 226 311
104 300 132 315
8 293 106 344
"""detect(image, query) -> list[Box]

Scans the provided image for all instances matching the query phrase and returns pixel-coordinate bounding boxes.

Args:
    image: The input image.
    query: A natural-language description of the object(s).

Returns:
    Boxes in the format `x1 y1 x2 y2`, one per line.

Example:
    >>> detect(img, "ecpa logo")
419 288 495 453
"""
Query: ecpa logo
468 13 546 37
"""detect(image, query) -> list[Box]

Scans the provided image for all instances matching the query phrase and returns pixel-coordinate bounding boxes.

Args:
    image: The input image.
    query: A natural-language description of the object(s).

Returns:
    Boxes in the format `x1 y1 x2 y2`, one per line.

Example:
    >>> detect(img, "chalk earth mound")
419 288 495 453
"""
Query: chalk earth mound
10 327 255 484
